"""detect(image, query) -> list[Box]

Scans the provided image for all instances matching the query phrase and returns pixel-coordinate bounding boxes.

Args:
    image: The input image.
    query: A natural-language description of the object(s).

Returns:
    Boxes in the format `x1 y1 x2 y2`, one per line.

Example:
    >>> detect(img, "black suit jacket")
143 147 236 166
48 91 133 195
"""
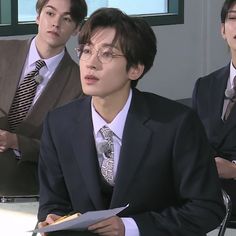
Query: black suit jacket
192 64 236 217
38 89 224 236
0 39 83 195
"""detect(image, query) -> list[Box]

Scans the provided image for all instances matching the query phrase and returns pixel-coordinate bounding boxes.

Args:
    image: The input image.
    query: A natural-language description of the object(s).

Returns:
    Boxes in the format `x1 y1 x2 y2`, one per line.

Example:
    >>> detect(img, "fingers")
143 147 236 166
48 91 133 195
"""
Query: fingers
0 130 18 151
0 146 6 152
40 233 47 236
46 214 61 224
88 216 125 236
0 142 7 152
0 130 8 152
88 220 111 235
215 157 236 178
38 214 61 236
38 221 48 236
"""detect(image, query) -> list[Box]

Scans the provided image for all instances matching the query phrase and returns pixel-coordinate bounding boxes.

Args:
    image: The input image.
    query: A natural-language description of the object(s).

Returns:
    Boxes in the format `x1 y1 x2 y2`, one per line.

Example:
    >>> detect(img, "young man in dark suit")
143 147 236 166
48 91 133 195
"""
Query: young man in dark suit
38 8 224 236
0 0 87 197
192 0 236 220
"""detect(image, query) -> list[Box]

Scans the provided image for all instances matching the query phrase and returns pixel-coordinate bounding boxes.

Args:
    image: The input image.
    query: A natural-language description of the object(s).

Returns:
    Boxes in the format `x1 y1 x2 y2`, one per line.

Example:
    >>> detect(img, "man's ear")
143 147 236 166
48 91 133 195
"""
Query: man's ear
36 14 40 25
221 23 226 40
128 64 145 81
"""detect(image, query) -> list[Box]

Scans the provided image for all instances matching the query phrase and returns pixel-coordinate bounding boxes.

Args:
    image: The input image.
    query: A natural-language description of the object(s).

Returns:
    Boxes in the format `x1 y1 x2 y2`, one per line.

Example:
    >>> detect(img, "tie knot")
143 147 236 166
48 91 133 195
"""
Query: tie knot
100 126 113 140
35 60 46 71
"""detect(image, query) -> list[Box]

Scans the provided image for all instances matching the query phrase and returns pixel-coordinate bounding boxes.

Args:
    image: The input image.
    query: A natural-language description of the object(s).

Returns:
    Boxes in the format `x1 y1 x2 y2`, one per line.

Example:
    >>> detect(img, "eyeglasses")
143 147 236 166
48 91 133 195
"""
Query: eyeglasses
75 44 125 64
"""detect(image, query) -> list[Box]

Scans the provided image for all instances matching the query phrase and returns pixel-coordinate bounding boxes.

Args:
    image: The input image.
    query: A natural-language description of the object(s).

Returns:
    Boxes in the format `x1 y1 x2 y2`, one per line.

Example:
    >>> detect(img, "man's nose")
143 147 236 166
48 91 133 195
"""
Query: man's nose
52 16 61 28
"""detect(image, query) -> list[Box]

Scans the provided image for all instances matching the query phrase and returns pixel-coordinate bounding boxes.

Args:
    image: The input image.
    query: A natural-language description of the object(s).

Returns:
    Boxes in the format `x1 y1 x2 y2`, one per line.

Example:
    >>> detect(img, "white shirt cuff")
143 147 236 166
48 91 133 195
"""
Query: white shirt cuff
121 217 140 236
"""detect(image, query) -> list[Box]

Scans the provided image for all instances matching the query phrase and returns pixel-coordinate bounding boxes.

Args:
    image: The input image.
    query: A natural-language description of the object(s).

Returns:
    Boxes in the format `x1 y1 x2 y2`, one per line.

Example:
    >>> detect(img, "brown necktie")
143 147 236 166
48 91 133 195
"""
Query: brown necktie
224 76 236 121
8 60 46 131
100 126 115 185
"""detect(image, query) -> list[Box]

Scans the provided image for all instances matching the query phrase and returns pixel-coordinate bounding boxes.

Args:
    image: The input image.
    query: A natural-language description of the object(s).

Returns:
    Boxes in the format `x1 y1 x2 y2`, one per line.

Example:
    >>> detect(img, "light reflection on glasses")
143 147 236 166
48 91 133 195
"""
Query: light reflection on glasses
75 44 125 64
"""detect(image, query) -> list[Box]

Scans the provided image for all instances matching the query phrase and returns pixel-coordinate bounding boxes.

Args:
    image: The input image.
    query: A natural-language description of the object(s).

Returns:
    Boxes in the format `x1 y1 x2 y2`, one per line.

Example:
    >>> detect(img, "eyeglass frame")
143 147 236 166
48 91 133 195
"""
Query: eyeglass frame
75 44 125 64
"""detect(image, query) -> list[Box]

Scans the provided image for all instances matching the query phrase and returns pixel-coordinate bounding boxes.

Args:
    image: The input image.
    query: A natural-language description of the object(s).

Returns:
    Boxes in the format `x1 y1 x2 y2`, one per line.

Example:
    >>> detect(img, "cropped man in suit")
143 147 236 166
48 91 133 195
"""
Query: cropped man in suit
38 8 224 236
192 0 236 220
0 0 87 196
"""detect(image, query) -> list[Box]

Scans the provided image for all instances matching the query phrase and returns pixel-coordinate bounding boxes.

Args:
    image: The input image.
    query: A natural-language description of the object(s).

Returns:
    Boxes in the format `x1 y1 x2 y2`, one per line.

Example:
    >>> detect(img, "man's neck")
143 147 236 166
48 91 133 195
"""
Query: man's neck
92 91 130 124
35 35 65 59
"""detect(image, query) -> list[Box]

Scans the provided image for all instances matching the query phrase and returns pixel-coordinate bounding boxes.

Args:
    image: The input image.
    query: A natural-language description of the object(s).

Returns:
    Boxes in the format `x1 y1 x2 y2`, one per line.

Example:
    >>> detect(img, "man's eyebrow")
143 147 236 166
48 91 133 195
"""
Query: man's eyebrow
228 10 236 13
87 42 112 47
102 43 114 47
101 43 120 50
45 5 71 16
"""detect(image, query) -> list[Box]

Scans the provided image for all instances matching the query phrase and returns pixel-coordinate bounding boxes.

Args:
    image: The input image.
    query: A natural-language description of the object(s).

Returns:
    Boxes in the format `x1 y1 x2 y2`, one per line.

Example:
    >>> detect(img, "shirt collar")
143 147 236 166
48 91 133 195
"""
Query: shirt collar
92 89 132 140
27 38 65 73
229 60 236 87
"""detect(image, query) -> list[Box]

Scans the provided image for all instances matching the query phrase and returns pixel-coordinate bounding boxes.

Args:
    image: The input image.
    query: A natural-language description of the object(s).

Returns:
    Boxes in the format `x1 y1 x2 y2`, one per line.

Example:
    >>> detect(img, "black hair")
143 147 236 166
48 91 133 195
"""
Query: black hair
79 8 157 88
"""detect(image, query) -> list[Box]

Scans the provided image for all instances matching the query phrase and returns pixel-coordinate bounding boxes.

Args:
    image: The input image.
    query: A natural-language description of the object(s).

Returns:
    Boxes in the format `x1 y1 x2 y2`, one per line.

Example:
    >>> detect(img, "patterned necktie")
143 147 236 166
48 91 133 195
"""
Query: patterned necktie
100 126 115 185
224 76 236 121
8 60 46 131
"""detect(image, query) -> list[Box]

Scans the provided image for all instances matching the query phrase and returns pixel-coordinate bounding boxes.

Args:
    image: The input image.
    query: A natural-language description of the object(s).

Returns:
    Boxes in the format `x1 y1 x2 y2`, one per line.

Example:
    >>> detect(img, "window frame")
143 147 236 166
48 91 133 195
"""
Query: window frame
0 0 184 37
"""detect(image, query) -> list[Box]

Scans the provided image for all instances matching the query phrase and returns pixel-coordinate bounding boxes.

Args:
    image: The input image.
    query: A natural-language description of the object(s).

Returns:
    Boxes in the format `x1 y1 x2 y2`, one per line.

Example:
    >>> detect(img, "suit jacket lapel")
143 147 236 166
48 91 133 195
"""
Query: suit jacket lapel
71 97 105 210
0 39 30 117
209 65 229 132
111 90 152 207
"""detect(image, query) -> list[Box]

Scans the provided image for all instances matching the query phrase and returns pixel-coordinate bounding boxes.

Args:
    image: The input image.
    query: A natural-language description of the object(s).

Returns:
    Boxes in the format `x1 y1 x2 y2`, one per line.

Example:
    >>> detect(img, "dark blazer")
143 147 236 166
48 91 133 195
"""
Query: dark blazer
38 89 224 236
0 39 83 195
192 64 236 218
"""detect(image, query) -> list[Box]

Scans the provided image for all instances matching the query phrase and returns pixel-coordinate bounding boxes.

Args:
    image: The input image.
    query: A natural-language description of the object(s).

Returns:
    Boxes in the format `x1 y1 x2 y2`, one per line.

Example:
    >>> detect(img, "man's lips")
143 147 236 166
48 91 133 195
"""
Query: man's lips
84 75 99 81
47 31 60 37
83 75 99 85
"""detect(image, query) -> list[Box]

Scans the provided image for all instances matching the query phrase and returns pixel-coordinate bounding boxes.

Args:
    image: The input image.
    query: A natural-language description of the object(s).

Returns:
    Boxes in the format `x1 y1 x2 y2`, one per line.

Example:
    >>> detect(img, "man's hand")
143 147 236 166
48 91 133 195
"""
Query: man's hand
215 157 236 179
0 129 18 152
88 216 125 236
38 214 61 236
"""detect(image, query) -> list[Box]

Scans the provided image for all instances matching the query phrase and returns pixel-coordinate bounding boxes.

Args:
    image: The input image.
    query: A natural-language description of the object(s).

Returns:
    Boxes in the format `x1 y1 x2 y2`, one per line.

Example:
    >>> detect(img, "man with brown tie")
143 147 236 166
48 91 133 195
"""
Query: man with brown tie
192 0 236 220
0 0 87 197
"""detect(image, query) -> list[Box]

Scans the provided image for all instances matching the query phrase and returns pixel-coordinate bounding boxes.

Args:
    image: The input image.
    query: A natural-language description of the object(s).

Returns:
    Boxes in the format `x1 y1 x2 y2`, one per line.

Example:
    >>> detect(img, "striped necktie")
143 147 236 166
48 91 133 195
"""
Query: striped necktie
100 126 115 185
8 60 46 131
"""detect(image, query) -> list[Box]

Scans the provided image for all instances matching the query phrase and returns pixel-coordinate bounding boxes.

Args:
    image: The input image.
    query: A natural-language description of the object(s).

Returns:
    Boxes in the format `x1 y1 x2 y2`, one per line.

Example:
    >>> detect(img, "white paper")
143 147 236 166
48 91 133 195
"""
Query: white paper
31 205 128 233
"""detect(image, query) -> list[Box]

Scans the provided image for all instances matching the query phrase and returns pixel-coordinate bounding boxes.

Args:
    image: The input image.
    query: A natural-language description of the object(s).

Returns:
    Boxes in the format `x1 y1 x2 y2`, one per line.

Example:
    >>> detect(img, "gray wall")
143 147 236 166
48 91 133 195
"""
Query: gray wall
1 0 230 100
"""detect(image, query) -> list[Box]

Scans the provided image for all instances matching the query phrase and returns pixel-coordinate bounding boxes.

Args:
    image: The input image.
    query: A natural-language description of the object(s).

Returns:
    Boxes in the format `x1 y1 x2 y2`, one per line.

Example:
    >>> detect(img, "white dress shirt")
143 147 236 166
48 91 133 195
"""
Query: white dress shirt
91 89 140 236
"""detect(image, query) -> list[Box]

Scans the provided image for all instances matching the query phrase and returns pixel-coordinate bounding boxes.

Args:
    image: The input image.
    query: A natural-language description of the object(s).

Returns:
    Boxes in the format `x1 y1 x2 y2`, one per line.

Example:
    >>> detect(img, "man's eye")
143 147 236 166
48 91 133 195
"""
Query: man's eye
227 14 236 20
101 51 113 58
83 48 91 54
46 11 54 16
64 17 72 23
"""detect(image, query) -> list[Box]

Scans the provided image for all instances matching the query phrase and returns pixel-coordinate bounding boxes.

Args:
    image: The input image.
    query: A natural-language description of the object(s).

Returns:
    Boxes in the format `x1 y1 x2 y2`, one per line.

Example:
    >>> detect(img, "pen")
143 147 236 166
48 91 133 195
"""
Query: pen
53 212 81 224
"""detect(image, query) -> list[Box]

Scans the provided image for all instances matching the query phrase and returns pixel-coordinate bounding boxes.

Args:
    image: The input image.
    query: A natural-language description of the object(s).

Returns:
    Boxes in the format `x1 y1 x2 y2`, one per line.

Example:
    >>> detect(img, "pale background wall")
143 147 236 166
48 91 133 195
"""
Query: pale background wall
0 0 230 100
136 0 230 99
